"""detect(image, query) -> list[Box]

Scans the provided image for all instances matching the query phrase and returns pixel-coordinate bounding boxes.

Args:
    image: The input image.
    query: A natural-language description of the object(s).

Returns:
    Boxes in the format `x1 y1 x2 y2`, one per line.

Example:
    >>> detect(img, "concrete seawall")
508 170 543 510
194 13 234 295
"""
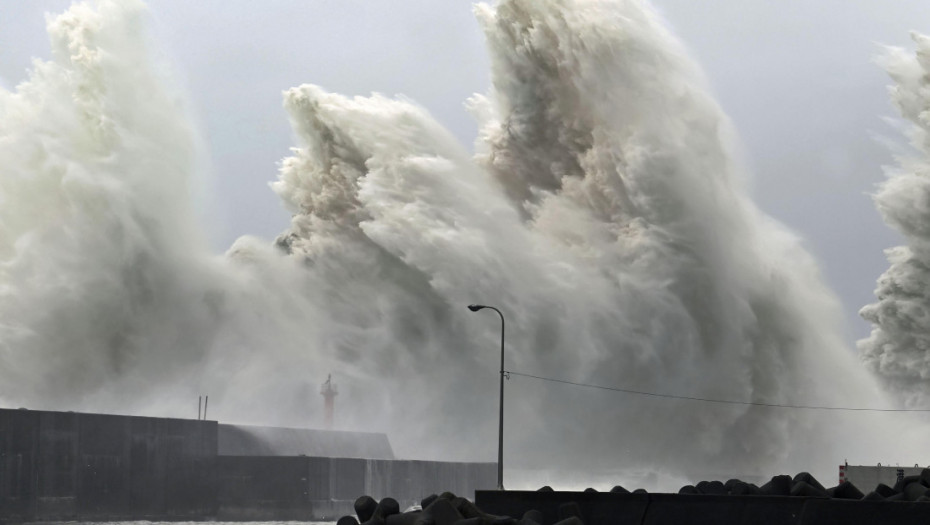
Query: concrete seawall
0 408 216 521
0 408 495 522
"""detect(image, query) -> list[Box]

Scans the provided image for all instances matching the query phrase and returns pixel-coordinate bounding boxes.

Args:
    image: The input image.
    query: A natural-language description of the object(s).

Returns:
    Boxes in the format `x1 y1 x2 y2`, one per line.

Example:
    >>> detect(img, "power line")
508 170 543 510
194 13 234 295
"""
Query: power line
504 370 930 413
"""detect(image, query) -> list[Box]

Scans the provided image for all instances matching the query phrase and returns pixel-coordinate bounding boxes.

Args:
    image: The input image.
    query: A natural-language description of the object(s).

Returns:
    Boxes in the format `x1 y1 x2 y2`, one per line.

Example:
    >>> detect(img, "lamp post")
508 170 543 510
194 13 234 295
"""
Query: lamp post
467 303 505 491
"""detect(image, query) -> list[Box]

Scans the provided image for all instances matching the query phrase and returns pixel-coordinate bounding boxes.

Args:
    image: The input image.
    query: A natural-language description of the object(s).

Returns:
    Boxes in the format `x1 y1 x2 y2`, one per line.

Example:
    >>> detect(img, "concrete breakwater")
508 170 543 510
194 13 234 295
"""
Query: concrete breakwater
0 408 495 522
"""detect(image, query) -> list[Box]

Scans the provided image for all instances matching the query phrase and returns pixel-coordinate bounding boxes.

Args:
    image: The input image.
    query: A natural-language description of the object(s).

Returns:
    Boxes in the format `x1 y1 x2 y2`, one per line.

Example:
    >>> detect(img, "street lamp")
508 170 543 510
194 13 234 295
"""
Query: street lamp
467 303 505 491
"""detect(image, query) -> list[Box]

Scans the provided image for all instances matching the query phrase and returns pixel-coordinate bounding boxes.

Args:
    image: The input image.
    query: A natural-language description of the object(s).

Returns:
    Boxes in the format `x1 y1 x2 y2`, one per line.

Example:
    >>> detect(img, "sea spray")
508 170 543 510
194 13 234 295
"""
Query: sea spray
0 0 341 427
860 32 930 407
0 0 923 487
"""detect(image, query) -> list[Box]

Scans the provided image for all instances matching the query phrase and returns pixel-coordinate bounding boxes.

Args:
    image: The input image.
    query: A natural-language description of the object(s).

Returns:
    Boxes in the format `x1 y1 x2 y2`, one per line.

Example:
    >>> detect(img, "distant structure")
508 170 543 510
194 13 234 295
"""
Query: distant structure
321 373 337 430
841 463 929 488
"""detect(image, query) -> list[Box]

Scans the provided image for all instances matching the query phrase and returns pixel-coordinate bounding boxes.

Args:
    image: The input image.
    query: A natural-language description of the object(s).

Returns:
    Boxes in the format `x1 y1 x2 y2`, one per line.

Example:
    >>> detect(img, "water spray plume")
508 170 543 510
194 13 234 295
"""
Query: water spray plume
0 0 926 489
860 32 930 408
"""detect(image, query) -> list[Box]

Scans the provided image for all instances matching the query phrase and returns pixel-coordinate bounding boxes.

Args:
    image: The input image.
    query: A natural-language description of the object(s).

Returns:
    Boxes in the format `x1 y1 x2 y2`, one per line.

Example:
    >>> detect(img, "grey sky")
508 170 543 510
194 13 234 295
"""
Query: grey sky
1 0 927 346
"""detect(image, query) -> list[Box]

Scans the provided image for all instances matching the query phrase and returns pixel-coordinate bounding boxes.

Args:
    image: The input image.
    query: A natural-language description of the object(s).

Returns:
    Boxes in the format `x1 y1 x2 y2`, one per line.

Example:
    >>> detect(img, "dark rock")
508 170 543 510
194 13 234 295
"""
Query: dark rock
831 481 865 500
729 482 761 496
609 485 630 494
678 485 700 495
558 501 583 521
439 492 458 500
356 495 378 522
583 487 597 493
517 519 540 525
696 480 727 495
760 475 792 496
338 516 360 525
875 483 897 498
361 519 386 525
552 518 584 525
537 486 554 492
862 491 885 501
490 517 517 525
632 488 648 494
374 498 401 519
918 495 930 503
724 479 743 493
789 481 829 498
885 492 905 502
522 510 544 524
920 468 930 487
452 497 484 519
792 472 827 493
423 497 465 525
903 482 930 502
387 513 421 525
452 518 491 525
422 494 439 509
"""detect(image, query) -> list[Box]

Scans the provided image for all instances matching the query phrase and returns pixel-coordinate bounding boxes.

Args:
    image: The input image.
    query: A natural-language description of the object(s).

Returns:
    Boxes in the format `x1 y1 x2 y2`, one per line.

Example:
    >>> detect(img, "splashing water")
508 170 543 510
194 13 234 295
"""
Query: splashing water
860 33 930 407
1 0 924 488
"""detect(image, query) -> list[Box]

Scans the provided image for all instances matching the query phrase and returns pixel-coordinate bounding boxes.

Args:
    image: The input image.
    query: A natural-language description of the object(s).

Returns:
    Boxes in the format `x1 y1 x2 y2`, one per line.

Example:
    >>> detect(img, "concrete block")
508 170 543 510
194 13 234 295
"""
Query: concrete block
558 501 583 520
422 494 439 509
355 495 378 522
831 481 865 500
696 481 727 495
375 497 400 519
387 511 423 525
792 472 826 493
789 481 829 498
760 475 791 496
522 509 544 524
423 497 464 525
903 482 930 502
875 483 896 498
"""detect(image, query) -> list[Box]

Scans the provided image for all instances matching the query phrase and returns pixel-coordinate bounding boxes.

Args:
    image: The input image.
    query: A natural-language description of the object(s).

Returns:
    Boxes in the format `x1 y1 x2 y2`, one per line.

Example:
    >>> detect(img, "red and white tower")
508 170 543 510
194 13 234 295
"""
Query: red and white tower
320 374 337 430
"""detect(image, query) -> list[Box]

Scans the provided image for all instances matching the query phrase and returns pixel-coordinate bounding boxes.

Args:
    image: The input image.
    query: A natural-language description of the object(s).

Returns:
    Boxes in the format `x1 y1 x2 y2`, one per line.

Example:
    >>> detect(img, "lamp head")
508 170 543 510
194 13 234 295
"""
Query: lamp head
467 304 486 312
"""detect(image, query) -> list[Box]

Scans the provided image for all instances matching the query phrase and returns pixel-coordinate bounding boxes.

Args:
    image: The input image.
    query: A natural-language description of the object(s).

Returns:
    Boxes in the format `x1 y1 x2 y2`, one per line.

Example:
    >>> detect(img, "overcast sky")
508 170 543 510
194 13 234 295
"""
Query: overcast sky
2 0 929 346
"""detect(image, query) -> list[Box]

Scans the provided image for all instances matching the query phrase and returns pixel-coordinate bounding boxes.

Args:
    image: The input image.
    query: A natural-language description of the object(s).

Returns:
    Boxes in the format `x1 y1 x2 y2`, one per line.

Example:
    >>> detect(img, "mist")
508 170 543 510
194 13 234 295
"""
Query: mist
1 0 927 490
